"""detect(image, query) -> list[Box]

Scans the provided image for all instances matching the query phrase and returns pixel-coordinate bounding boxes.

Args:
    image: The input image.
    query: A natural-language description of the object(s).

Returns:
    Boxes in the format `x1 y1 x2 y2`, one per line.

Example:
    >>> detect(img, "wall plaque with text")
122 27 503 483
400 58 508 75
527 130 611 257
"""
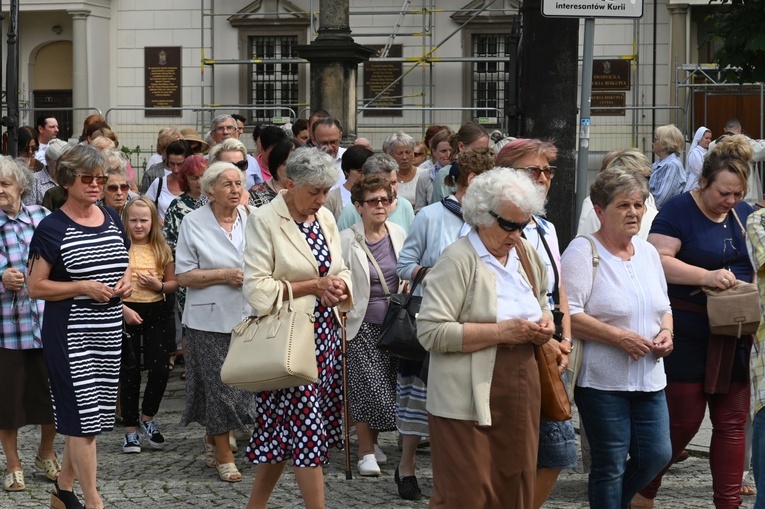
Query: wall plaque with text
362 45 403 117
592 59 631 91
592 92 626 116
145 47 182 117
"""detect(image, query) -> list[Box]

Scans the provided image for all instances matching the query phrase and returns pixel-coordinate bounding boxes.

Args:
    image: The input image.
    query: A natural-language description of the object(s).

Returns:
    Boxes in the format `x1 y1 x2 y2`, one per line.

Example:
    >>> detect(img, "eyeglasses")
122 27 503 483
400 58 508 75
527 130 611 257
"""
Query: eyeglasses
413 152 424 157
106 184 130 193
75 174 107 185
489 211 530 232
360 196 391 207
26 145 39 153
232 160 248 171
11 292 20 324
216 125 237 132
519 166 556 180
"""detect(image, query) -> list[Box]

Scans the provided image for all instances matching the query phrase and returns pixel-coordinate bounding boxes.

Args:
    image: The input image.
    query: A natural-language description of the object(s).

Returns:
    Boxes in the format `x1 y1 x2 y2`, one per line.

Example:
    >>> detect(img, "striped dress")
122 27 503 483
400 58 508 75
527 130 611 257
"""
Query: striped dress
30 206 130 437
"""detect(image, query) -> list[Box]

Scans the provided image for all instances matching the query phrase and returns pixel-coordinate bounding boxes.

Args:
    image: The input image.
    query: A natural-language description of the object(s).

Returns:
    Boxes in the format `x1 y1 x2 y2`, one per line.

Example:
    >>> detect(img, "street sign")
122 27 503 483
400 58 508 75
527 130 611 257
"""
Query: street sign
542 0 643 18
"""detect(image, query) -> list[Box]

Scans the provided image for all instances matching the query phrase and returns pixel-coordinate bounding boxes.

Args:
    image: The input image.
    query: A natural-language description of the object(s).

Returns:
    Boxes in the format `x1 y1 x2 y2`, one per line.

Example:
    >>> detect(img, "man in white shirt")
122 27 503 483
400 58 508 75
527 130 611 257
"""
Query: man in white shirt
209 114 262 188
35 115 59 165
312 117 347 187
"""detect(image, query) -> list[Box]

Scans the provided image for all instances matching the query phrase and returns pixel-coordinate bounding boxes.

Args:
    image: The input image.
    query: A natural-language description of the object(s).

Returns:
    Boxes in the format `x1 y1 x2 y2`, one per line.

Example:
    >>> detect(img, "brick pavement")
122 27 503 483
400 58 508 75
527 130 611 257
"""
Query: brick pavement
2 370 754 508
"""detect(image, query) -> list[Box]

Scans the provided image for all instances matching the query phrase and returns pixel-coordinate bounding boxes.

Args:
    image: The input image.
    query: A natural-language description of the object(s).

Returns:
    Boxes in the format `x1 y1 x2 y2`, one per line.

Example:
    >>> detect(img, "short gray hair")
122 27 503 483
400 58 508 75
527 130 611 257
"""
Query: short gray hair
211 114 235 130
201 161 245 196
462 168 546 228
208 138 247 165
57 145 106 187
0 156 34 196
361 153 398 176
103 149 129 179
286 147 339 188
382 131 416 154
590 166 649 209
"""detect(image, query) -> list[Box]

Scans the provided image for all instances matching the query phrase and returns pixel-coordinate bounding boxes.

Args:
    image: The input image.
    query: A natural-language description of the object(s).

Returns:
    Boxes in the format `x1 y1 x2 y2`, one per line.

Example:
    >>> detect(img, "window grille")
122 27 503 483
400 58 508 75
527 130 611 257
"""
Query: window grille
472 34 510 119
249 35 299 123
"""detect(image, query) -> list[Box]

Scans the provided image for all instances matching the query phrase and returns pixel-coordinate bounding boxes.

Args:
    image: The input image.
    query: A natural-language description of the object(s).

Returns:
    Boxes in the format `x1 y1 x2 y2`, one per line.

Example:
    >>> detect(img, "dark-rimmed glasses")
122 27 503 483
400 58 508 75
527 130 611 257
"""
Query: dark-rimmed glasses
75 174 107 185
519 166 556 180
361 197 391 207
106 184 130 193
489 211 530 232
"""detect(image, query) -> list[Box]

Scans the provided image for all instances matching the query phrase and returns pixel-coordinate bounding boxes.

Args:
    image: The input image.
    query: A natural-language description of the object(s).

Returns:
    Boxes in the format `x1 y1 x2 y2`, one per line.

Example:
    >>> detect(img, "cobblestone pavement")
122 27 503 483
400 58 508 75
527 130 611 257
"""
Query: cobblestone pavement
2 370 755 508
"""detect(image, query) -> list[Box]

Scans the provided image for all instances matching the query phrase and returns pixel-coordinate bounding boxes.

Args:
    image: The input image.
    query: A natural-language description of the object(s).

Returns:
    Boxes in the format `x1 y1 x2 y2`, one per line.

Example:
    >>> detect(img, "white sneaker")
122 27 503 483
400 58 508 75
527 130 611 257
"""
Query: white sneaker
357 454 381 476
374 444 388 465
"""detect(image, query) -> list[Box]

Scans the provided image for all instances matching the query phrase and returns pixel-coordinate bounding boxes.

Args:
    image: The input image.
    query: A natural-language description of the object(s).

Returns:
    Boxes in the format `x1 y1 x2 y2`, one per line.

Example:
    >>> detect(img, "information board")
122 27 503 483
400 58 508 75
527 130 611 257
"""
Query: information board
542 0 643 18
145 47 182 117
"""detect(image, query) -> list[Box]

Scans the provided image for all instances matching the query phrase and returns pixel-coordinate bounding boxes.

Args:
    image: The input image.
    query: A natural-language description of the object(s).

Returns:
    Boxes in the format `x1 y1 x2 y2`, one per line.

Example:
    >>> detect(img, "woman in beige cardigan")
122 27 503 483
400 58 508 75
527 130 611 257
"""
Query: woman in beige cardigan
417 168 554 509
242 147 353 509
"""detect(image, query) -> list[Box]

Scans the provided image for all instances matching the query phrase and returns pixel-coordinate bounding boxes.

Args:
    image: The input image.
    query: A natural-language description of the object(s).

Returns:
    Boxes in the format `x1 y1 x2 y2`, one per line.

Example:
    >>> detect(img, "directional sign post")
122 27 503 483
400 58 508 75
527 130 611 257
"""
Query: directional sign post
541 0 644 220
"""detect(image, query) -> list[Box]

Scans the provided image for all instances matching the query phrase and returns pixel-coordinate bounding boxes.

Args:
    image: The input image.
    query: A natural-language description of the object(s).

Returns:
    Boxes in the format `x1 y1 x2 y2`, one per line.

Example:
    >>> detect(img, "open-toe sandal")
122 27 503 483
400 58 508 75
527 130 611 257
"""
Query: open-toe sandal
35 454 62 481
203 438 217 468
215 462 242 483
3 469 25 492
50 480 84 509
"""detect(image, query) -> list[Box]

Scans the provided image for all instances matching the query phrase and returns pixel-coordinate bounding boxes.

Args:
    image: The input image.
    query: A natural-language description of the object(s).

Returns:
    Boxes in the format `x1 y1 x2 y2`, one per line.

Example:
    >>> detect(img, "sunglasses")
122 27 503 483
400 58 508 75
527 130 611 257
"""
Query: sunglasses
360 196 391 207
413 152 424 157
519 166 556 180
75 174 107 185
489 211 530 232
26 145 39 153
233 160 248 171
106 184 130 193
11 292 21 324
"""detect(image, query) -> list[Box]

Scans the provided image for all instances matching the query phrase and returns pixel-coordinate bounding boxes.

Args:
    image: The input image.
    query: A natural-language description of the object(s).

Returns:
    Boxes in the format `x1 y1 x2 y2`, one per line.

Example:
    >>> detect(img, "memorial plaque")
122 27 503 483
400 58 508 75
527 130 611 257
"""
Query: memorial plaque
145 47 182 117
592 92 626 116
592 59 631 91
362 45 403 117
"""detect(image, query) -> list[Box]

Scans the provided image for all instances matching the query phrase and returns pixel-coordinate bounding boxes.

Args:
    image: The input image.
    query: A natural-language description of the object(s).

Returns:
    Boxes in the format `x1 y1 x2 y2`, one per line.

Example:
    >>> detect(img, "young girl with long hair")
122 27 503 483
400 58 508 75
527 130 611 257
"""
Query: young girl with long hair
119 197 179 454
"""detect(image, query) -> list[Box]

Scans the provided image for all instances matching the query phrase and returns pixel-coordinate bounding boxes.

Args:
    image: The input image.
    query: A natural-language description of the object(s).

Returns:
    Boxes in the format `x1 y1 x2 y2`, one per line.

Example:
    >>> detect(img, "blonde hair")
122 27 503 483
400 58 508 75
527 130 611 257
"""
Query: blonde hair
654 124 684 155
121 197 173 272
700 134 753 195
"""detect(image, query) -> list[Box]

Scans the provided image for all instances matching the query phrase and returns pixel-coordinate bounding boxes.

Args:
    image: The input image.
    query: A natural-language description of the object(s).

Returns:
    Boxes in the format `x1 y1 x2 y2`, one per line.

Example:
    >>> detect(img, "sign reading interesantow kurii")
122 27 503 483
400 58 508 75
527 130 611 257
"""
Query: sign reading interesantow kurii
542 0 643 18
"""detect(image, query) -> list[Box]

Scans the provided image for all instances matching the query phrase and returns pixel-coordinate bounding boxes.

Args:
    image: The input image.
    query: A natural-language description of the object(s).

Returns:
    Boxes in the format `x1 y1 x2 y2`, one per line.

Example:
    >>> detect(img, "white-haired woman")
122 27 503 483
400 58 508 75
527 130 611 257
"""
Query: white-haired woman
417 168 554 508
242 147 353 509
384 131 429 205
175 161 256 483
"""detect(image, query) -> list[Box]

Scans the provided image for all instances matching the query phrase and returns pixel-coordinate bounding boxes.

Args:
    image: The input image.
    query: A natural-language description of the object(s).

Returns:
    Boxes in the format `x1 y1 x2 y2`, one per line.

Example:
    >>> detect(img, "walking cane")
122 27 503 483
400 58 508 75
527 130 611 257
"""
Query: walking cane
340 312 353 480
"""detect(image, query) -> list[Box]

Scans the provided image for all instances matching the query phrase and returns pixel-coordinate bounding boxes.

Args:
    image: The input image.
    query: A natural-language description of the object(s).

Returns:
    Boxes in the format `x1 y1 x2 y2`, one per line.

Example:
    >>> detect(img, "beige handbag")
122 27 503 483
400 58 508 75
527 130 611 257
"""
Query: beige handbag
221 281 318 392
702 282 761 338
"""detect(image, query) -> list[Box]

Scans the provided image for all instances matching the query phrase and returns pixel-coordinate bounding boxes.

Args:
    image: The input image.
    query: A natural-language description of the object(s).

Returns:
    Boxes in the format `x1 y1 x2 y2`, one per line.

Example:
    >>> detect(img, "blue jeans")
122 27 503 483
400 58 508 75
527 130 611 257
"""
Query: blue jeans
574 387 672 509
755 408 765 509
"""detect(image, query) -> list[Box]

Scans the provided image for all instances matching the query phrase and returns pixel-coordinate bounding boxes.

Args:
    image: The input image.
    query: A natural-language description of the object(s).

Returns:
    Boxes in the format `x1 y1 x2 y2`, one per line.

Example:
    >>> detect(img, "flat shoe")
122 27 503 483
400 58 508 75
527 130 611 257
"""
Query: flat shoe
215 461 242 483
203 438 216 468
3 469 24 492
741 485 756 496
357 454 381 477
374 444 388 465
35 454 62 481
394 467 421 501
229 435 238 453
50 480 84 509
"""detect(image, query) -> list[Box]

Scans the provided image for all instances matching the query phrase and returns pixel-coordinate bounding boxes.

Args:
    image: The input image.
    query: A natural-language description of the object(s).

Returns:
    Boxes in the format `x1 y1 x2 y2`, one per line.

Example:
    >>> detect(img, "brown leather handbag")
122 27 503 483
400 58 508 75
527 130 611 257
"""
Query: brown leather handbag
516 242 573 421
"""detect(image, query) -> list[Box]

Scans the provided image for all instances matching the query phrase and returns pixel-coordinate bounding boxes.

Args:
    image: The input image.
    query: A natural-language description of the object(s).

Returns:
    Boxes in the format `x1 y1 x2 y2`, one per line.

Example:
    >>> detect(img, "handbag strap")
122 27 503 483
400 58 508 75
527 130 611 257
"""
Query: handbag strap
576 235 600 291
283 281 295 311
534 219 560 305
353 226 390 298
515 240 538 297
731 208 746 238
406 266 429 305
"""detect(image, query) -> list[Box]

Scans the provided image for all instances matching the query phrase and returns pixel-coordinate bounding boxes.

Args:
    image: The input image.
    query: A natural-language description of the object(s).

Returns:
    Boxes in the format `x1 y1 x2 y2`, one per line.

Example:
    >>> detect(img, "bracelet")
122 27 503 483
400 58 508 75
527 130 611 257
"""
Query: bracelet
561 337 574 351
659 327 674 338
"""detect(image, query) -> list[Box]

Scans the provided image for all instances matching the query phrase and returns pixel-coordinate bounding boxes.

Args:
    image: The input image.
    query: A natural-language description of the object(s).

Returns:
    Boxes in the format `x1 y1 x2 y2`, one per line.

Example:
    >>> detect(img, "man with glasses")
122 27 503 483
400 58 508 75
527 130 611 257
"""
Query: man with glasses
209 114 262 188
312 117 347 188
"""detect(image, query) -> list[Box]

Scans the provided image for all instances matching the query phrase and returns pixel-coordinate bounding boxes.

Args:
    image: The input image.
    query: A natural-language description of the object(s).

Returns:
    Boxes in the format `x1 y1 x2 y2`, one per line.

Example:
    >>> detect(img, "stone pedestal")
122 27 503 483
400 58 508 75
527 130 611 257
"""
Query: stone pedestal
295 0 374 142
668 3 688 127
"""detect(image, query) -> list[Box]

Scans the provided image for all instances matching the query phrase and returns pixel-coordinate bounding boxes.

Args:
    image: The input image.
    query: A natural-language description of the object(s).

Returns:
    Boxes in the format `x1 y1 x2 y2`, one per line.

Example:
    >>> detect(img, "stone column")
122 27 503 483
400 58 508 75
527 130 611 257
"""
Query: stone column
295 0 374 142
668 3 688 126
68 9 90 132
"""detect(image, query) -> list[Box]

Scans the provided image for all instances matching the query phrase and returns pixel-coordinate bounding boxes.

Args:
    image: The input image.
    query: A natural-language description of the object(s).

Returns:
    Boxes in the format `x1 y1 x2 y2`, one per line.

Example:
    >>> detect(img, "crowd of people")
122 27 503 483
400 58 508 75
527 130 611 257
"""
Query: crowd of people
1 110 765 509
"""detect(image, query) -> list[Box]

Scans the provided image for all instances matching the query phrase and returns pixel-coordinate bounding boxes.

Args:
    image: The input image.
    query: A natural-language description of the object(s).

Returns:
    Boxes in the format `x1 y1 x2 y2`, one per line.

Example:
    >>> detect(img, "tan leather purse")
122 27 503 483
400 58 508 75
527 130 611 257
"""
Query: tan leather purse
221 281 318 392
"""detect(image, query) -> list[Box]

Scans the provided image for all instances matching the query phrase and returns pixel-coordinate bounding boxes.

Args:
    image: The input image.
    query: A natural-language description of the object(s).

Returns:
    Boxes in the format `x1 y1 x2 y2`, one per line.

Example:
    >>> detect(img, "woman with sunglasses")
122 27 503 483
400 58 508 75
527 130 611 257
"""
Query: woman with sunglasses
561 166 673 509
98 150 138 216
495 139 577 509
339 175 406 477
393 146 495 501
417 168 553 508
18 126 45 173
27 145 133 509
0 156 61 493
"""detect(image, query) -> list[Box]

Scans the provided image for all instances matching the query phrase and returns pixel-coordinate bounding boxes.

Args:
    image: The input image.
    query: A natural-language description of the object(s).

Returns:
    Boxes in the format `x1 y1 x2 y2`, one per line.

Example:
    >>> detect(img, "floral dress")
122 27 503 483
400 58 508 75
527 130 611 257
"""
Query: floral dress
245 219 344 467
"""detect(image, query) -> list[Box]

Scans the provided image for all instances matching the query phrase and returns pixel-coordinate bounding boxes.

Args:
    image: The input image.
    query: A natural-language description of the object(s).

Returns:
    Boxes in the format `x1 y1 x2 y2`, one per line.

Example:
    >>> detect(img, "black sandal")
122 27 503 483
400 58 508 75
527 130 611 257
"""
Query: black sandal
394 467 422 501
51 480 84 509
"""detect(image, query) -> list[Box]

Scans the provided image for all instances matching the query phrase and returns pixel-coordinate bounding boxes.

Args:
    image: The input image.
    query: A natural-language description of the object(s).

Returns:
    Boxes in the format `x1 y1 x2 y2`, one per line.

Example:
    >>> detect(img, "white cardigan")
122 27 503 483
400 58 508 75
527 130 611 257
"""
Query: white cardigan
175 204 252 333
340 220 407 339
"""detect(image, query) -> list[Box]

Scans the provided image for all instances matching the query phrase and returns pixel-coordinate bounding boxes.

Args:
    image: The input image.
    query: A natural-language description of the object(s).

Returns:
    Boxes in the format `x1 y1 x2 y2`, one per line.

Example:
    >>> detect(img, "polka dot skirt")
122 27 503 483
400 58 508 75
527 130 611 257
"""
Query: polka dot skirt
245 220 344 467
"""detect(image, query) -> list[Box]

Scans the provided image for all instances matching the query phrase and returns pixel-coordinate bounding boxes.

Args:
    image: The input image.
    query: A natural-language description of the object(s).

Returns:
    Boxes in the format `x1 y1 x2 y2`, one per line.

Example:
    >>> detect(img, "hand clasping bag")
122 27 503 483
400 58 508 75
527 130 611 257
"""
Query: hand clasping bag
703 283 761 338
221 281 318 392
376 267 429 361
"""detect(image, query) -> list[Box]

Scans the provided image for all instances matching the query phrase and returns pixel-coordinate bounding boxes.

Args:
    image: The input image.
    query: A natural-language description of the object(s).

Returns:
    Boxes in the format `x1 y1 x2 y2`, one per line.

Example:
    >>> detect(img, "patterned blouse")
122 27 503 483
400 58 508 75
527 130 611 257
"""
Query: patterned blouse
163 193 208 255
248 182 278 209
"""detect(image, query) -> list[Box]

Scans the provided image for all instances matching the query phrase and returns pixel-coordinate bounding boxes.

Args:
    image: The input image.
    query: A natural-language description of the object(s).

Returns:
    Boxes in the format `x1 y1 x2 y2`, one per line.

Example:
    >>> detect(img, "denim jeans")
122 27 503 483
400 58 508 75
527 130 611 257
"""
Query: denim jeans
574 387 672 509
755 408 765 509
